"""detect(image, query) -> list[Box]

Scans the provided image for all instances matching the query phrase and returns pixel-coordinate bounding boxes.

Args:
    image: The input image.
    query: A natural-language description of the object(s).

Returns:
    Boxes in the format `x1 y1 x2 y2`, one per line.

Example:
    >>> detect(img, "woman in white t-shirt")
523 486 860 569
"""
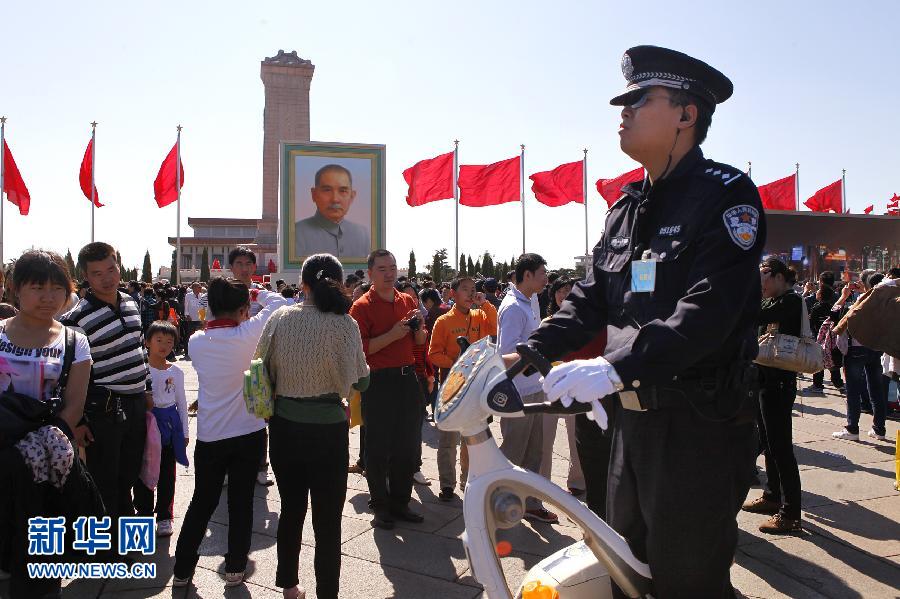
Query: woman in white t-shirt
1 250 92 434
0 250 91 598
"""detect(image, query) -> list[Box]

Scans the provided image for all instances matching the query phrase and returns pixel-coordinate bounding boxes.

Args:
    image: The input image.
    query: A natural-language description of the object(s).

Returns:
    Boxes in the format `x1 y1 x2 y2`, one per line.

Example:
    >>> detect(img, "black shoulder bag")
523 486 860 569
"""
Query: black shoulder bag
0 325 77 447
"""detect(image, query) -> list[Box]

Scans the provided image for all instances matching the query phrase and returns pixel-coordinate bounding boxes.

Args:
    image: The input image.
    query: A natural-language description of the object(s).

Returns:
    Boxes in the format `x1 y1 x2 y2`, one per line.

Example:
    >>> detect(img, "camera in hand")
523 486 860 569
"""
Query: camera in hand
407 316 421 331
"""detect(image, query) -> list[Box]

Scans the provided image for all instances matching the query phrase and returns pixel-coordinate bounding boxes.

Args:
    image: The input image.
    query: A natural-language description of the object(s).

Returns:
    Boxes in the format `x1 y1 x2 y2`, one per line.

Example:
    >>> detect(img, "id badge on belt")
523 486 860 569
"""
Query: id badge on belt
631 257 657 293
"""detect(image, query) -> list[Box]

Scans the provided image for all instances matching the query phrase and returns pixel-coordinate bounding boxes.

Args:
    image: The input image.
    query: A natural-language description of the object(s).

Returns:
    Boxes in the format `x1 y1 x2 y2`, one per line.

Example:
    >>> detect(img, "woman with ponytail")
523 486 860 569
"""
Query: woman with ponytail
254 253 369 599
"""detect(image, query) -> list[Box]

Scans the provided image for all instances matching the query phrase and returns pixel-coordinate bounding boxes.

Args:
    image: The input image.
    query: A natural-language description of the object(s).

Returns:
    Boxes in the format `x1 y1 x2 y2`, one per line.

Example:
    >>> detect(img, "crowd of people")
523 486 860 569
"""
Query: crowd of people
0 237 896 599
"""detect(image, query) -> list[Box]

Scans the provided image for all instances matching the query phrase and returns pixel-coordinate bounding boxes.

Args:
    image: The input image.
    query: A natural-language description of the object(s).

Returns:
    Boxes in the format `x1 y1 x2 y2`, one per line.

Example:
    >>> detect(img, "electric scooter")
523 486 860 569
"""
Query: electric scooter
434 336 653 599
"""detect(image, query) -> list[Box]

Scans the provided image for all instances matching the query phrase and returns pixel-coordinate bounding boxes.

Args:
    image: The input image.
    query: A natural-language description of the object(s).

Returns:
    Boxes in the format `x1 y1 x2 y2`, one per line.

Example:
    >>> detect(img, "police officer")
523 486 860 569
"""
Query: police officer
517 46 766 598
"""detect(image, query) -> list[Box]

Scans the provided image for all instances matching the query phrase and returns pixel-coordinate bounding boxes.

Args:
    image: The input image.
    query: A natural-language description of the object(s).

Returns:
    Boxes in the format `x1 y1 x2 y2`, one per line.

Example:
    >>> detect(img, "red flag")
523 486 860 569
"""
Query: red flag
211 258 221 269
757 173 796 211
153 143 185 208
2 140 30 215
863 205 874 214
458 156 520 207
595 167 643 208
529 161 584 207
888 194 900 216
403 152 453 207
79 138 103 207
804 179 842 213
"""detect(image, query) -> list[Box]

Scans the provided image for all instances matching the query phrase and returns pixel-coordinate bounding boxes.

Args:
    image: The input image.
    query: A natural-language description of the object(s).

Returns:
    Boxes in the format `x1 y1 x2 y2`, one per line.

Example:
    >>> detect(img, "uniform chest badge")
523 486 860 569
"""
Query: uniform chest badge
610 236 630 251
722 205 759 250
658 225 682 237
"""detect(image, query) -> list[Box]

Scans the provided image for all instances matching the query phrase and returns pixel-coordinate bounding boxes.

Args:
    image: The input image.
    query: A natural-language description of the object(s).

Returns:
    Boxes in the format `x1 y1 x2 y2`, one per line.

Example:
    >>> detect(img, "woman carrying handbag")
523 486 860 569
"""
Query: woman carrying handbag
742 258 804 534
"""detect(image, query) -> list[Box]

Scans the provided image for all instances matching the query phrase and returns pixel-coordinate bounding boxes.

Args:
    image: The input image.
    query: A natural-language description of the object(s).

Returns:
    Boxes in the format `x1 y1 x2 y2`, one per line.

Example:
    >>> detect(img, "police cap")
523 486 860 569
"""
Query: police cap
610 45 733 112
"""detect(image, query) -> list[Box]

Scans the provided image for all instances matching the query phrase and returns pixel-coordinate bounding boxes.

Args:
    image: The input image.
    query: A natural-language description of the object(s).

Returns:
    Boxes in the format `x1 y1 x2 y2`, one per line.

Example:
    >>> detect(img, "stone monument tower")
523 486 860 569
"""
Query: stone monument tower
255 50 315 254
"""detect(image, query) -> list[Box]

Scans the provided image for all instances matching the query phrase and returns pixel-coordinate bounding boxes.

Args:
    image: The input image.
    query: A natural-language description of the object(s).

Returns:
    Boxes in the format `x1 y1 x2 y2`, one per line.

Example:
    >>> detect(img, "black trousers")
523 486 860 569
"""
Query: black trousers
84 394 147 550
174 428 265 577
812 349 844 388
269 416 348 598
415 374 432 470
183 320 203 356
758 376 802 519
574 404 615 519
608 403 757 599
134 442 177 520
361 369 422 511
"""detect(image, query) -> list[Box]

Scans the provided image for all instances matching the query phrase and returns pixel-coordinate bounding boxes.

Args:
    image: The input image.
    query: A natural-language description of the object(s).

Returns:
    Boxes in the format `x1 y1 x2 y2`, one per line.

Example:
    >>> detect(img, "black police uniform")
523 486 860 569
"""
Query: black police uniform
527 46 767 598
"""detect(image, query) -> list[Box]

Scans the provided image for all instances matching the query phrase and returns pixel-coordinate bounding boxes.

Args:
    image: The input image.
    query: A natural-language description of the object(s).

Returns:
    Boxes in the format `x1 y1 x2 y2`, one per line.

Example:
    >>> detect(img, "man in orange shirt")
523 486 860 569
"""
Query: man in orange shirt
350 250 428 530
428 276 497 501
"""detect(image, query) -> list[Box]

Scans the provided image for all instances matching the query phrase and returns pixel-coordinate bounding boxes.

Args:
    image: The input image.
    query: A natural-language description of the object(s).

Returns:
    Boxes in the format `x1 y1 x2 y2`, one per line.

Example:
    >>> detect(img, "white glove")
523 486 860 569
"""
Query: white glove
542 356 623 430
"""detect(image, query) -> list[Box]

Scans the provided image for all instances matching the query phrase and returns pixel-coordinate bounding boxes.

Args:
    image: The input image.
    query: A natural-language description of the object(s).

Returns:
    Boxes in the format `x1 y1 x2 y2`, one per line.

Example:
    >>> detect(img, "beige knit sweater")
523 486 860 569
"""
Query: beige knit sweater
254 304 369 399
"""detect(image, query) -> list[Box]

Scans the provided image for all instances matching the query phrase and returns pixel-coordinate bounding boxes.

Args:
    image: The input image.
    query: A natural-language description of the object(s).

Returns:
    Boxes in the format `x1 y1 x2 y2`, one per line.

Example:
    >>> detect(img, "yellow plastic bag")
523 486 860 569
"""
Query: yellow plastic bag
348 389 363 429
243 358 274 419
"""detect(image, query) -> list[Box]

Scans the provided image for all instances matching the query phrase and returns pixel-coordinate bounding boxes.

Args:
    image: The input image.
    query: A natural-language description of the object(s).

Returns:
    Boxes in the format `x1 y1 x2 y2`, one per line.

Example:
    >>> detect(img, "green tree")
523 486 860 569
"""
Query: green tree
170 250 178 284
141 250 152 283
458 253 467 275
200 248 210 282
63 249 76 279
466 255 475 276
430 249 449 284
481 252 494 278
474 258 482 276
115 251 124 276
408 250 417 278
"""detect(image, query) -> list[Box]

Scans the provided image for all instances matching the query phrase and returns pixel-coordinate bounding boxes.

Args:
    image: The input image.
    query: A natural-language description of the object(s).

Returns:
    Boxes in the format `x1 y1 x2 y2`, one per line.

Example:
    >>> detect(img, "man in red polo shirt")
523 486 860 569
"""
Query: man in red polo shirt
350 249 428 529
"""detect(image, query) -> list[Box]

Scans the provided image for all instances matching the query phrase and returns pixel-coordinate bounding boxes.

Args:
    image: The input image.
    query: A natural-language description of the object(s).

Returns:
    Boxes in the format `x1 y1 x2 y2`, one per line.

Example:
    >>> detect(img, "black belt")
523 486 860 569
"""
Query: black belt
85 388 143 414
371 365 415 377
618 383 718 411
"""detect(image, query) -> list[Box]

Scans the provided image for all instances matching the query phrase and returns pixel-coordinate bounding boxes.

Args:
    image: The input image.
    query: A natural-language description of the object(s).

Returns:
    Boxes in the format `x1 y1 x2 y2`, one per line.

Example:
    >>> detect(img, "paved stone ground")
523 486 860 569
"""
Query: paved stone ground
10 365 899 598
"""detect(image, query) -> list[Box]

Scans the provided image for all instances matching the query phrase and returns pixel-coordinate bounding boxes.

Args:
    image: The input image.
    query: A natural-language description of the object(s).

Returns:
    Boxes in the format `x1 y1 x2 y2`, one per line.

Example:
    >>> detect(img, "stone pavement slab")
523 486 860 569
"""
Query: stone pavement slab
5 361 898 598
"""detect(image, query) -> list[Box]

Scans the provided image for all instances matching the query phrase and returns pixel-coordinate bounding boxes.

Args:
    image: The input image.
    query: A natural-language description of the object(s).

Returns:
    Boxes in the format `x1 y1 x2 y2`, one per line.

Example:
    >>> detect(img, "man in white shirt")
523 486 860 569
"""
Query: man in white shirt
497 253 557 524
182 282 207 360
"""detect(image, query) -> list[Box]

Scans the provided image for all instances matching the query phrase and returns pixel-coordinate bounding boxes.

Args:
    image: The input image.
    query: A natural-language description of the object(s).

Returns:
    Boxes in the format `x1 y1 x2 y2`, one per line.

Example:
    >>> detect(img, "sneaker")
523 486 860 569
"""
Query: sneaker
867 429 887 441
802 385 825 396
439 487 458 502
224 571 245 587
758 513 802 534
413 471 430 485
832 429 860 441
156 519 174 537
741 496 780 515
524 508 559 524
173 575 191 587
257 471 274 486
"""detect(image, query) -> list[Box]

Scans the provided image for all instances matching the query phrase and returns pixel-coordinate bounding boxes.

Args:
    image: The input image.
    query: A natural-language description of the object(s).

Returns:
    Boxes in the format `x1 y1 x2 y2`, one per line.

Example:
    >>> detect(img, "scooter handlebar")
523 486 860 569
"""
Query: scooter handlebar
505 343 552 379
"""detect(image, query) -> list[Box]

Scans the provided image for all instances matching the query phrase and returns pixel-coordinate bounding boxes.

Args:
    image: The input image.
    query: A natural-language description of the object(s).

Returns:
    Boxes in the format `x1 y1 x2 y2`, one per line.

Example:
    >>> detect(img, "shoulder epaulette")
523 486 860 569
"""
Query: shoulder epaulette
700 163 744 186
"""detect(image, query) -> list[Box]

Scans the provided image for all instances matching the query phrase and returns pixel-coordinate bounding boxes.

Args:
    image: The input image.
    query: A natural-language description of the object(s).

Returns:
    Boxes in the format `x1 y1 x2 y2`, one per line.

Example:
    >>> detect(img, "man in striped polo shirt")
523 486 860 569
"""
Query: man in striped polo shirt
64 242 151 537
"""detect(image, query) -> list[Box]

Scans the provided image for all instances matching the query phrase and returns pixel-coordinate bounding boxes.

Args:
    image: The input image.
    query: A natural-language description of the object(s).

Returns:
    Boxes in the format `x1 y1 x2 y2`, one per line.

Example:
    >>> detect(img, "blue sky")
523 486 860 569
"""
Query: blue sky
2 0 898 274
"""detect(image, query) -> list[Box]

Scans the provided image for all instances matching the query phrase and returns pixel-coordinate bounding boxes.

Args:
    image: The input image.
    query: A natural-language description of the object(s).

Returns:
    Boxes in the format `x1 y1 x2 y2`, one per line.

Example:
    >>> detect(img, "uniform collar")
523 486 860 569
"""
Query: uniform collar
311 210 343 236
623 145 705 198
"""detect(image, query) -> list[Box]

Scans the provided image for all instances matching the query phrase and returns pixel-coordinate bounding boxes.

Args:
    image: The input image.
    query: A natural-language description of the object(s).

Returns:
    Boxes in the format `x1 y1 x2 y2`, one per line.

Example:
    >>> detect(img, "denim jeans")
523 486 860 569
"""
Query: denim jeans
844 346 886 435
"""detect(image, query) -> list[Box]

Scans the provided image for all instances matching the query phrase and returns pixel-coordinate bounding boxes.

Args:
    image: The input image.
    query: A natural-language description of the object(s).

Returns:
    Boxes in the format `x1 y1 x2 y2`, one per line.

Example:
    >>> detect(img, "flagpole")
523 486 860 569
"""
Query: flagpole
0 116 6 268
176 125 182 285
841 169 846 213
795 163 800 211
747 161 752 178
90 121 97 242
453 139 459 275
520 144 525 254
583 148 589 256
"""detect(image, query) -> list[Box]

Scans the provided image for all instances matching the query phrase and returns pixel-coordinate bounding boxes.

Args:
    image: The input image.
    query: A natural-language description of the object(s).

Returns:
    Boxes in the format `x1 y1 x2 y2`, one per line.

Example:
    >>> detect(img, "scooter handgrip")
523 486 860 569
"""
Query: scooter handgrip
508 343 552 377
522 400 592 415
